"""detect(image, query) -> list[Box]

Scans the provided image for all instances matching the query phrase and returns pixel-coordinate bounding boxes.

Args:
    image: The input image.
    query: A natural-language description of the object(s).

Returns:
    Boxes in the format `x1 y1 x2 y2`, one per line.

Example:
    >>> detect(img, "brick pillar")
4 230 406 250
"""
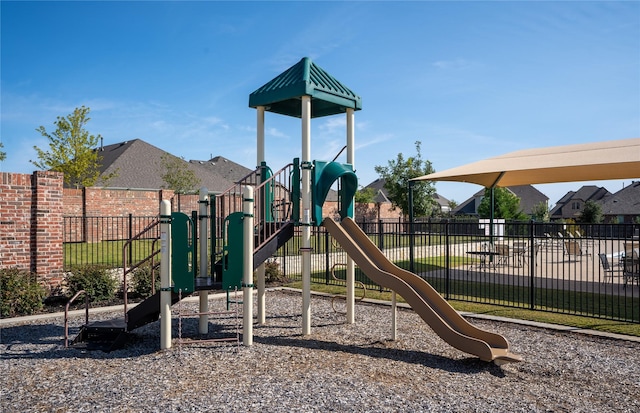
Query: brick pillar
32 171 64 288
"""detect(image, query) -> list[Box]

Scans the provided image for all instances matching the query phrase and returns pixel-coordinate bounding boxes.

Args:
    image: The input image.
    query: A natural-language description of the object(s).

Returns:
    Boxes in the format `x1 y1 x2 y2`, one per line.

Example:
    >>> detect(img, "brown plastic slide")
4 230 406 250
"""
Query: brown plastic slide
323 217 522 364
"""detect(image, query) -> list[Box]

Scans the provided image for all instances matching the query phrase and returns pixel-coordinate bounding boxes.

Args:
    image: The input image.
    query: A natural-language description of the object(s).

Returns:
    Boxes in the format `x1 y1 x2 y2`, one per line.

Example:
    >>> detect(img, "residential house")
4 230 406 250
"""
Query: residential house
549 185 610 221
599 181 640 224
362 178 450 217
95 139 234 192
453 185 549 218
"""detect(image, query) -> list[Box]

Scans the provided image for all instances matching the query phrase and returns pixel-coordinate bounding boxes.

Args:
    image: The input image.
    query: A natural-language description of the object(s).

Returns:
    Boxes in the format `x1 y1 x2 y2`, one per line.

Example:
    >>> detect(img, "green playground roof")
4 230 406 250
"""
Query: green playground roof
249 57 362 118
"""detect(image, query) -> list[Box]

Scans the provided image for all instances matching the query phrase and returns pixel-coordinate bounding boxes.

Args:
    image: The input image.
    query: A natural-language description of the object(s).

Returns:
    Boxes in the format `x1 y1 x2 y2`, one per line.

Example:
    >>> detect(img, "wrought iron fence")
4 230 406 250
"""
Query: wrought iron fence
276 220 639 323
63 215 159 271
63 215 639 323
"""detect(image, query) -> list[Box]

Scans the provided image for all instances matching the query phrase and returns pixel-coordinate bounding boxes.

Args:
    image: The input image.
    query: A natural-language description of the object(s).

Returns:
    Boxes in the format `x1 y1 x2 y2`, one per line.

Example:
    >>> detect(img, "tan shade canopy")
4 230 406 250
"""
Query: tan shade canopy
413 138 640 187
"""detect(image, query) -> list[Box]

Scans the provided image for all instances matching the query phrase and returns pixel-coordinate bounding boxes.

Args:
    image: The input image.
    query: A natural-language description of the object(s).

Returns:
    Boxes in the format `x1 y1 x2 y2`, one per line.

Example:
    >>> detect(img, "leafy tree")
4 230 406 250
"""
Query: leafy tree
477 187 528 221
31 106 115 188
0 142 6 162
578 200 603 223
374 141 436 217
354 187 376 204
160 153 201 194
531 201 550 222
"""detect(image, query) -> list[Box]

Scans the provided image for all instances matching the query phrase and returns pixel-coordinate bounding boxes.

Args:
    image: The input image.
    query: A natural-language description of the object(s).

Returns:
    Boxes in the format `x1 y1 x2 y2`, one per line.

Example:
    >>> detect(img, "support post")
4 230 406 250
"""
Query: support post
243 186 254 346
256 110 267 325
198 187 209 335
160 200 172 350
346 108 355 324
301 95 312 335
391 291 397 341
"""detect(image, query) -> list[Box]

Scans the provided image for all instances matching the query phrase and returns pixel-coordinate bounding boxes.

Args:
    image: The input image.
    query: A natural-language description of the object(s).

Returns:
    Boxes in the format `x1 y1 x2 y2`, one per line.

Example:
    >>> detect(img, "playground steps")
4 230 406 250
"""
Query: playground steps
253 221 294 269
71 291 187 352
71 318 130 352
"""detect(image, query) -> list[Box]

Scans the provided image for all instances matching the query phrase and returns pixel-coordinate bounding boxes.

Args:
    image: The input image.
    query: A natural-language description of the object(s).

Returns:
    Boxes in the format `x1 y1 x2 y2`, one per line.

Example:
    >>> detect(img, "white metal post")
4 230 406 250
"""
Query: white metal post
160 200 172 349
198 187 209 335
391 291 397 340
346 108 356 324
243 186 254 346
256 106 266 325
301 95 312 335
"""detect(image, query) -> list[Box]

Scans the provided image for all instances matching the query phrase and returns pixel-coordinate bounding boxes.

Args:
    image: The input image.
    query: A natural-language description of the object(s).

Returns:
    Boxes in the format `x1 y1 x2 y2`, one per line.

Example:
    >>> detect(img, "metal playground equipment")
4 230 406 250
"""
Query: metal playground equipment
68 57 521 364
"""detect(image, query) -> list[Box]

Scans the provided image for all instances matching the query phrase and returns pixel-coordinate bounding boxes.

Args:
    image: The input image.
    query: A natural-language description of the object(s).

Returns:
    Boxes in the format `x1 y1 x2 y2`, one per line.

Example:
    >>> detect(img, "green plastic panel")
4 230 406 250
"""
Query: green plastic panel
312 161 358 225
171 212 195 293
222 211 244 290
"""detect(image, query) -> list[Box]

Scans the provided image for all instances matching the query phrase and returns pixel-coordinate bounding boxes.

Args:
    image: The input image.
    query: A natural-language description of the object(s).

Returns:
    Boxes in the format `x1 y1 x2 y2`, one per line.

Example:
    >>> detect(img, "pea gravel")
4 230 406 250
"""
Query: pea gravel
1 289 639 412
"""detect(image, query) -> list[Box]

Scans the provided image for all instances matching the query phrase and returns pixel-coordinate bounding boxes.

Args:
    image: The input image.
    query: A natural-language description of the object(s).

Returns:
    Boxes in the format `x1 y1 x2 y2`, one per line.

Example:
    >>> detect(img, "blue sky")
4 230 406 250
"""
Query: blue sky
2 1 639 207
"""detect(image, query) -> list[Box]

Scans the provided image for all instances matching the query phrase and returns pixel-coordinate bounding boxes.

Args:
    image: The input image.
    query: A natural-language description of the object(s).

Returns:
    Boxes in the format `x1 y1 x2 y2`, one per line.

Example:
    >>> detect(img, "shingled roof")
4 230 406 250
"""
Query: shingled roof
189 156 253 184
95 139 234 192
453 185 548 216
600 181 640 216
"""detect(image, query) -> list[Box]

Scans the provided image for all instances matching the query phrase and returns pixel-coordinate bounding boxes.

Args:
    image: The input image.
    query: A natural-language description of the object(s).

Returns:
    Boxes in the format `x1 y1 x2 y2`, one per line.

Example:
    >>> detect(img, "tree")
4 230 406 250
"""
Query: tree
0 142 6 162
531 201 550 222
578 200 603 223
160 153 201 194
354 187 376 204
31 106 114 188
477 187 528 221
374 141 436 217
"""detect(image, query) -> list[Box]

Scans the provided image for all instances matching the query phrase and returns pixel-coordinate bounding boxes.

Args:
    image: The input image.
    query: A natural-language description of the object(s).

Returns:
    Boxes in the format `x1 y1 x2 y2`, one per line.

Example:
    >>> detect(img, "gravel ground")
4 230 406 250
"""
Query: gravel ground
1 289 639 412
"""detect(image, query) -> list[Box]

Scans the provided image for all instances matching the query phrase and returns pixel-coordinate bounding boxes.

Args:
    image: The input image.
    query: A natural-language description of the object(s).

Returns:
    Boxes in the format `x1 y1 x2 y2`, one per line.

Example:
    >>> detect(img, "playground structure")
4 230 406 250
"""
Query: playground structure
70 57 521 363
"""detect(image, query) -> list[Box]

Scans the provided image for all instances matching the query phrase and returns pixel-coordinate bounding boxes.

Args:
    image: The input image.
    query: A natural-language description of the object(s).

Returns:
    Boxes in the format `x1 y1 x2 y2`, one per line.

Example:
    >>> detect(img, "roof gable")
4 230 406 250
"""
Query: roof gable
95 139 233 192
600 181 640 215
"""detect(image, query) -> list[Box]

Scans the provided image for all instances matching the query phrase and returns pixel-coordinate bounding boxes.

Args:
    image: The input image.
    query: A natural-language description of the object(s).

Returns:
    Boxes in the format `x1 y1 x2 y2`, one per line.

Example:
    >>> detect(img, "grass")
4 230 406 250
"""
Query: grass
64 240 159 269
64 241 640 336
285 280 640 337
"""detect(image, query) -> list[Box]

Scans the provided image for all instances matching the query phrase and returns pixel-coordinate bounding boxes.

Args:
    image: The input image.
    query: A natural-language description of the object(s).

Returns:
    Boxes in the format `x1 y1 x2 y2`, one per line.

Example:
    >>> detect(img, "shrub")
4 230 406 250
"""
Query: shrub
264 259 286 284
131 264 160 298
66 265 118 302
0 268 46 317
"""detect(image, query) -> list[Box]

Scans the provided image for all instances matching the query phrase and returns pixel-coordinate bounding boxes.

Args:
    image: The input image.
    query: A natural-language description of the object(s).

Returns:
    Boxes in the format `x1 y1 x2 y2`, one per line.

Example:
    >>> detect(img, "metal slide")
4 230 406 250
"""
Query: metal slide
323 217 522 364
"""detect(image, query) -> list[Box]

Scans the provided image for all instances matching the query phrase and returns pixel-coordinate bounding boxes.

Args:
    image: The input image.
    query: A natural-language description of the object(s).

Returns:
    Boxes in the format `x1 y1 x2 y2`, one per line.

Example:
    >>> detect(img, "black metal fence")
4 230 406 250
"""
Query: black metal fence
63 216 640 323
274 220 639 323
63 215 159 271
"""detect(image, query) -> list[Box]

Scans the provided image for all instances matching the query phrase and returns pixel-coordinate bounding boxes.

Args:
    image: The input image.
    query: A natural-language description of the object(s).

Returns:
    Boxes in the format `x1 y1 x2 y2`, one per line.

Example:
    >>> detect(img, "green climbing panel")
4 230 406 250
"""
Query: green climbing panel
171 212 195 293
222 211 244 290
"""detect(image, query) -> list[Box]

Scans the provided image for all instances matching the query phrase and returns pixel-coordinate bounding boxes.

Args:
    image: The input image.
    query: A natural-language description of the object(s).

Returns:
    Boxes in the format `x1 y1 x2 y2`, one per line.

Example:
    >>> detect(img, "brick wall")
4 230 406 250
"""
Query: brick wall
0 171 64 288
1 173 402 290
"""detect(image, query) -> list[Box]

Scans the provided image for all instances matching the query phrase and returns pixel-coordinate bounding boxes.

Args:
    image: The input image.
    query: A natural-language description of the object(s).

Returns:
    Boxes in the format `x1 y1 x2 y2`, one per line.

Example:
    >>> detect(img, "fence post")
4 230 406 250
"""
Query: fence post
445 219 450 300
128 213 133 267
529 220 536 310
325 229 330 285
408 181 415 274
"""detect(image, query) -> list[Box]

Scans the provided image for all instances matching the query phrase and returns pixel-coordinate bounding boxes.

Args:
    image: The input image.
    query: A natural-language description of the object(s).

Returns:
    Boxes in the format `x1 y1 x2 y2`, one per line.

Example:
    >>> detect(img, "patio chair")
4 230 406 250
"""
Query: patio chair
494 244 511 267
598 253 622 284
622 244 639 288
564 240 584 261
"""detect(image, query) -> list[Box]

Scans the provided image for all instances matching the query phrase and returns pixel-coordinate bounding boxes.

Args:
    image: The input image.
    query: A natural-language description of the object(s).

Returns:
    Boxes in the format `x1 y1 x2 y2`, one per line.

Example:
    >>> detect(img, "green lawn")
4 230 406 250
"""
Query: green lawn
285 280 640 337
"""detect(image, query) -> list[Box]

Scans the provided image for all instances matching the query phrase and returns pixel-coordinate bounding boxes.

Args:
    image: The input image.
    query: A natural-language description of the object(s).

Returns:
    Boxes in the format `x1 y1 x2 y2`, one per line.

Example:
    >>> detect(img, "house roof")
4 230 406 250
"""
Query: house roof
549 185 610 217
95 139 233 192
599 181 640 216
189 156 253 184
453 185 548 216
362 177 448 206
249 57 362 118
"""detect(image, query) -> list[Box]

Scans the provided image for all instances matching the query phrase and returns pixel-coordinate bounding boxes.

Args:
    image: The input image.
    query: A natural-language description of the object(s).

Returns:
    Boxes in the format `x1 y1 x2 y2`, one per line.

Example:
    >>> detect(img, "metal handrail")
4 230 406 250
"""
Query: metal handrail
122 219 161 322
64 290 89 347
